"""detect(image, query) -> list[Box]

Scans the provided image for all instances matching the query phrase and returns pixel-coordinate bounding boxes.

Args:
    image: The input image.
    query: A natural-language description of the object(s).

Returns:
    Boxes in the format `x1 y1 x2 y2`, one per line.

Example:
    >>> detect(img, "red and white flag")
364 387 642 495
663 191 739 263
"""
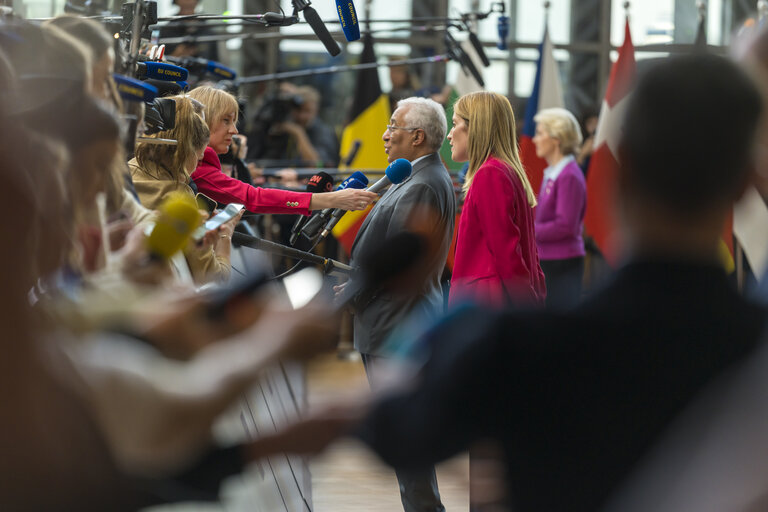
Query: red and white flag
584 19 636 266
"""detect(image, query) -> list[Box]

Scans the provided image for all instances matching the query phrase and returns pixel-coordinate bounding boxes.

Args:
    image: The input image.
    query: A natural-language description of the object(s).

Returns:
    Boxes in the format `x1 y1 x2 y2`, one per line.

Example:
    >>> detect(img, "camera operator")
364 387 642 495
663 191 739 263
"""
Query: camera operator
247 83 340 168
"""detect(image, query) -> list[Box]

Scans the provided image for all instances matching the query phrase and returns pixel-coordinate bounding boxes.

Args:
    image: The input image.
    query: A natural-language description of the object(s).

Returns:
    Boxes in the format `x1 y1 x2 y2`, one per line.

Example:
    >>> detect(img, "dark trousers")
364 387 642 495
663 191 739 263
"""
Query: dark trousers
361 353 446 512
540 256 585 309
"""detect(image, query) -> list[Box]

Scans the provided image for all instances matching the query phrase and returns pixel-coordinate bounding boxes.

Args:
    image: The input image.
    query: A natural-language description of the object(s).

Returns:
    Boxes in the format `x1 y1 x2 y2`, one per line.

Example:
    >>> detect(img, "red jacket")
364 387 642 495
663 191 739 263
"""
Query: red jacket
449 157 546 307
191 147 312 215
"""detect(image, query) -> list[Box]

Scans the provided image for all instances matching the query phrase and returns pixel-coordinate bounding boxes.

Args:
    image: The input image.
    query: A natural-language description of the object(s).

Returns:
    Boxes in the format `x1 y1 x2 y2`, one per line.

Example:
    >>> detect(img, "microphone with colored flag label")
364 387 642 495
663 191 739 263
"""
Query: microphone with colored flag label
145 193 202 260
137 61 189 82
301 171 369 241
319 159 411 239
497 14 509 50
290 171 335 246
165 56 238 80
113 74 158 103
335 0 360 41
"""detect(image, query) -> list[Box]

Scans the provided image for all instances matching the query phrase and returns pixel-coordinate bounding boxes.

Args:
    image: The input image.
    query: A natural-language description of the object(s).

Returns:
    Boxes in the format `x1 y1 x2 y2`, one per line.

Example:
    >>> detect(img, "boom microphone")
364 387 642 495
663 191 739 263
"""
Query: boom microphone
497 14 509 50
289 172 335 245
299 2 342 57
300 171 369 241
335 0 361 41
445 32 485 87
136 61 189 82
467 30 491 67
146 193 202 260
319 159 411 239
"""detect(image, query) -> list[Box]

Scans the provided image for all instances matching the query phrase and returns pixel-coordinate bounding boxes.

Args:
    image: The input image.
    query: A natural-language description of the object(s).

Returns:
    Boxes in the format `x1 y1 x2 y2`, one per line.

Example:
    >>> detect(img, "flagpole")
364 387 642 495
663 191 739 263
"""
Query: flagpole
543 0 551 27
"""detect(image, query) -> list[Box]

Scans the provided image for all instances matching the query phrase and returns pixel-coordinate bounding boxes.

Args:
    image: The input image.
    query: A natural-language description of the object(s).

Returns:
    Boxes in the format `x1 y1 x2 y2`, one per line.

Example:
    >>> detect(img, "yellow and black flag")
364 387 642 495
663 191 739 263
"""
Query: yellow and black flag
335 33 390 253
339 32 390 171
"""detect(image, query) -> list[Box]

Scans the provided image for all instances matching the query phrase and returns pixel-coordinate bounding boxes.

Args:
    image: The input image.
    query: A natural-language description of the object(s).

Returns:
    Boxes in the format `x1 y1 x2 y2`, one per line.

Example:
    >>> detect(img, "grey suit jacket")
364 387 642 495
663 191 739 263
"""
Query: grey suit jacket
349 152 456 356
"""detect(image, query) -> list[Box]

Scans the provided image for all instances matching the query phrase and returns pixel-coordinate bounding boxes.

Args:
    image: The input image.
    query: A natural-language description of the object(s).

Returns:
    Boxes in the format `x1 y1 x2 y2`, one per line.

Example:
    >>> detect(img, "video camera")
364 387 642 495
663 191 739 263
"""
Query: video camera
253 93 304 129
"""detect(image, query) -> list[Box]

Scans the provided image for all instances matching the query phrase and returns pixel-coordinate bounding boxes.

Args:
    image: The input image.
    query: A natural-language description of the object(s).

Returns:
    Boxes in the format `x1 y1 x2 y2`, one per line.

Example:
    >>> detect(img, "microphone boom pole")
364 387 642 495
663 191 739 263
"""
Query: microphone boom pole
232 232 353 277
236 54 451 85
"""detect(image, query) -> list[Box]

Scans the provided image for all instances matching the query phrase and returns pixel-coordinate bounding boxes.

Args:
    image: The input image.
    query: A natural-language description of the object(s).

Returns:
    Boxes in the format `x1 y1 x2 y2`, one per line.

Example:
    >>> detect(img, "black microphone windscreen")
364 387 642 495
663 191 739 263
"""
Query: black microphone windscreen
469 31 491 67
303 6 341 57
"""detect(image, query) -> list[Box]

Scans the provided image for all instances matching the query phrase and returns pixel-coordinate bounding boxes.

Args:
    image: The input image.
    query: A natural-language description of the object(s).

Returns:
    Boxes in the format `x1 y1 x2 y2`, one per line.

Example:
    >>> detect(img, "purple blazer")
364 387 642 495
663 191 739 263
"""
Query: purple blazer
534 158 587 261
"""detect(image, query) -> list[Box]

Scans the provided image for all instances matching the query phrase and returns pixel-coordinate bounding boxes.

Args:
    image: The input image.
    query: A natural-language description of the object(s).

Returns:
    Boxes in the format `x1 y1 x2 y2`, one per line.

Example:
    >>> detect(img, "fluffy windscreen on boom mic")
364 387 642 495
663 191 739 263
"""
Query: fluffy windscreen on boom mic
335 0 360 41
146 193 202 260
302 5 342 56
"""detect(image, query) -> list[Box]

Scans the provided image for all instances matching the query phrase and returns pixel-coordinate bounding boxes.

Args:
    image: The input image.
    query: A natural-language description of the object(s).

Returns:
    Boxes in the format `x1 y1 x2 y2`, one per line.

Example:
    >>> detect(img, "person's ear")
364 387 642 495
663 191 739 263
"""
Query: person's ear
412 129 425 146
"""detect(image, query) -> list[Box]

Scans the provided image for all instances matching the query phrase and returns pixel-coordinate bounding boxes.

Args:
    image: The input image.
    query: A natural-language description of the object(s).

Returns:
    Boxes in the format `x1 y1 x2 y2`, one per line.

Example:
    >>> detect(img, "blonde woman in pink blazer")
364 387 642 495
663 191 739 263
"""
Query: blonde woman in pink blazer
447 92 546 307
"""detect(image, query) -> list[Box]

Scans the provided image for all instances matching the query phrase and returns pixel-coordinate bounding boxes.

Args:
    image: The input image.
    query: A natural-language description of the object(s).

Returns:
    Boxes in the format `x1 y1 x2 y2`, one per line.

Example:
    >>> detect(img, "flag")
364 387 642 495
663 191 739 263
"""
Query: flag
583 19 635 266
335 33 390 254
519 29 564 196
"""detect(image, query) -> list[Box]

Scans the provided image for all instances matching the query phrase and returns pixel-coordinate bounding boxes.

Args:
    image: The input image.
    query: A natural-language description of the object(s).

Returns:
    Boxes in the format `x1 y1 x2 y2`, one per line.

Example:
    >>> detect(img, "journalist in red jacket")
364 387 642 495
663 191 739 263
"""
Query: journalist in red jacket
187 86 376 214
447 92 546 307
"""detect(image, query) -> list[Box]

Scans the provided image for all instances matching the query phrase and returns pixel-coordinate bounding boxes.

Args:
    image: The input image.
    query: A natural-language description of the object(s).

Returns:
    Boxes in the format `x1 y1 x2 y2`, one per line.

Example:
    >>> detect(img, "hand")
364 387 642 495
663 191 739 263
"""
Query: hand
310 188 378 211
216 209 244 240
232 134 248 160
333 281 347 299
107 218 134 252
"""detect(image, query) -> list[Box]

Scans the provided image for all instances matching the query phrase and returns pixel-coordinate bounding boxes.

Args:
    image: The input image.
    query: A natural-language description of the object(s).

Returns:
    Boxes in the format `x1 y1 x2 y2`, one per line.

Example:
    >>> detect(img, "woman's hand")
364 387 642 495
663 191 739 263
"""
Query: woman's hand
309 188 378 211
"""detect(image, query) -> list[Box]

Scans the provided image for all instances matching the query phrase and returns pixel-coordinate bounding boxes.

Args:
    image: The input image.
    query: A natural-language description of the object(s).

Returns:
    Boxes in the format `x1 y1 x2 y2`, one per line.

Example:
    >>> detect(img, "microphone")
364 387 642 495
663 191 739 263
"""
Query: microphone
319 159 411 239
165 56 238 80
343 139 362 167
136 61 189 82
301 171 369 241
143 79 186 97
335 0 360 41
445 32 485 87
297 2 341 57
467 29 491 67
289 171 335 245
145 193 202 260
113 74 158 103
497 14 509 50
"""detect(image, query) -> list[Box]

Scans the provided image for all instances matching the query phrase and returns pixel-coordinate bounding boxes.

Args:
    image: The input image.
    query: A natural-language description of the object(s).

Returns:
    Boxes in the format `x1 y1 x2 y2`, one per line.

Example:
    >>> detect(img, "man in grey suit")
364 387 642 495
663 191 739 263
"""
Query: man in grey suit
337 97 456 512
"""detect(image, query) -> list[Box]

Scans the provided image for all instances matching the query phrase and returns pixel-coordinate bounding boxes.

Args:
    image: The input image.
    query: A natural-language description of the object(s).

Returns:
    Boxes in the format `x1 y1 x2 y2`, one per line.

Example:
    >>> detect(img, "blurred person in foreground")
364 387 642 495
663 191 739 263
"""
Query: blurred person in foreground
447 91 546 308
335 96 457 512
246 53 767 512
532 107 587 309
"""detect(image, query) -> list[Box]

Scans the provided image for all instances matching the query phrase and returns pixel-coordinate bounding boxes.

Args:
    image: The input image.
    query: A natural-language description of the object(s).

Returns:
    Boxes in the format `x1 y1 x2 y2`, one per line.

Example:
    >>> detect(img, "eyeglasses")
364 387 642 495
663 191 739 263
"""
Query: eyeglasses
385 124 420 133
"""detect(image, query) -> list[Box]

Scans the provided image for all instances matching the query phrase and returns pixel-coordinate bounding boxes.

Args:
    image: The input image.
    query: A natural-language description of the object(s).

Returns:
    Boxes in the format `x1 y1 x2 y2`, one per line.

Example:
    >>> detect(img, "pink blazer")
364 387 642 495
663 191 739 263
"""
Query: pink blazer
449 157 546 307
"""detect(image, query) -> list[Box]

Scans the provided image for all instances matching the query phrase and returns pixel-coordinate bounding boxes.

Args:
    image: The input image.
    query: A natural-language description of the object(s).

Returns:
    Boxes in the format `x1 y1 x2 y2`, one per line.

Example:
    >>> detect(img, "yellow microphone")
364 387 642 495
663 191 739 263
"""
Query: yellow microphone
146 193 203 259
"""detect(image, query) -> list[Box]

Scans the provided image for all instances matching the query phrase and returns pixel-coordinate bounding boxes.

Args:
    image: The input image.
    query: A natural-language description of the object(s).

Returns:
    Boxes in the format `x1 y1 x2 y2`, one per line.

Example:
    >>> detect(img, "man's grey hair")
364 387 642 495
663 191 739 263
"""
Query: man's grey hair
396 97 447 152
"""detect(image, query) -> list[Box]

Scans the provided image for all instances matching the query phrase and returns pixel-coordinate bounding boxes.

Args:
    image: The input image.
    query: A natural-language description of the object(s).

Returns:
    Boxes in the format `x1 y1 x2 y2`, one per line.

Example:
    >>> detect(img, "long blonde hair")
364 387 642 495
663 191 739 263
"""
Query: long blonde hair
454 91 536 207
135 96 209 182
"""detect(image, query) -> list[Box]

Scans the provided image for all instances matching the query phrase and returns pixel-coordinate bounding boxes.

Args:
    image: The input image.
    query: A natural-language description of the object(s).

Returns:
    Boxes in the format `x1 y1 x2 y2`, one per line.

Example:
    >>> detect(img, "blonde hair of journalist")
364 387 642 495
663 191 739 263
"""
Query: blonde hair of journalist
453 91 537 206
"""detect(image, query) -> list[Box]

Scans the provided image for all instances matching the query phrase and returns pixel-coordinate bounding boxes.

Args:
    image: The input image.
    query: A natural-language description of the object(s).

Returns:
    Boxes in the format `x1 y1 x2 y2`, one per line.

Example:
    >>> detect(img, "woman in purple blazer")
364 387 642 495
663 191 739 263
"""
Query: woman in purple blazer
532 108 587 308
447 92 546 308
